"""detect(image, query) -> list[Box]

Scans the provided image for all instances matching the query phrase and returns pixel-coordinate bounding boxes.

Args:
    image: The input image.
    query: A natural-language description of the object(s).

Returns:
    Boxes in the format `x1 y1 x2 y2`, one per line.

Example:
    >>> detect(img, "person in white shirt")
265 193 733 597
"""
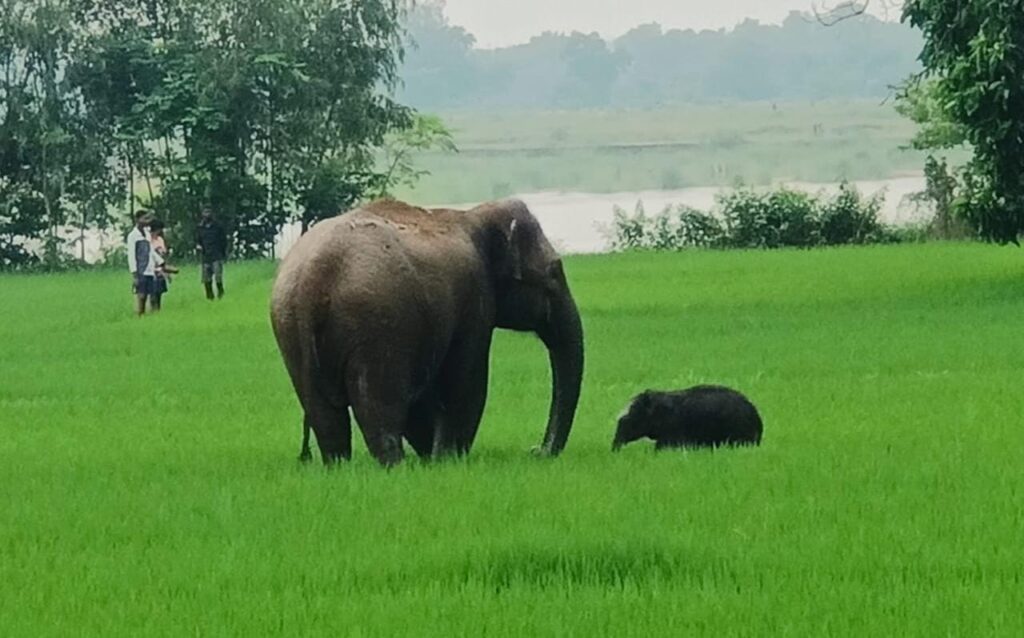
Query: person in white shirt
126 210 164 316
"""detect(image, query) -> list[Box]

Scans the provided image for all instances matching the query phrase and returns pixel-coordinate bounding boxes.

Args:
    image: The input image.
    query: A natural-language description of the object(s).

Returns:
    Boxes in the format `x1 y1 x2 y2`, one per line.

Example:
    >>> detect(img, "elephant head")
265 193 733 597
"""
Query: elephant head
471 200 585 456
612 391 657 451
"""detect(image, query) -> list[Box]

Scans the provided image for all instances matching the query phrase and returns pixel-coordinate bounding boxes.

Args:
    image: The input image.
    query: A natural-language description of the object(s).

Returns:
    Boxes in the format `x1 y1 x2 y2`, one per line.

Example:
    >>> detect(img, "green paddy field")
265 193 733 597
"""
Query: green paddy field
2 243 1021 636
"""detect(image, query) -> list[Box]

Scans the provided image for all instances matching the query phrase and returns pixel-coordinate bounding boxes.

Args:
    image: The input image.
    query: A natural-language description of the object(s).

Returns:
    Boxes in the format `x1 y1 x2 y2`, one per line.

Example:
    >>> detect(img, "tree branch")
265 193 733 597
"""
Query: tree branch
812 1 903 26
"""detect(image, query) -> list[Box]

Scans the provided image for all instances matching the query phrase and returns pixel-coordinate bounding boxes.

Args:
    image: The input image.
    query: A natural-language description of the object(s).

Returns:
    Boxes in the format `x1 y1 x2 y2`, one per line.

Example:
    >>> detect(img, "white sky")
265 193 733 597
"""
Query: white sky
441 0 895 48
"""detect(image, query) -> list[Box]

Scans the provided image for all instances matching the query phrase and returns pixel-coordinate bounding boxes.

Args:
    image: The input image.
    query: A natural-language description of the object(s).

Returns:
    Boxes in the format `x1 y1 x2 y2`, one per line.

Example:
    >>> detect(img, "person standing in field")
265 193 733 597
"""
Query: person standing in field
195 207 228 300
126 210 164 317
149 220 179 312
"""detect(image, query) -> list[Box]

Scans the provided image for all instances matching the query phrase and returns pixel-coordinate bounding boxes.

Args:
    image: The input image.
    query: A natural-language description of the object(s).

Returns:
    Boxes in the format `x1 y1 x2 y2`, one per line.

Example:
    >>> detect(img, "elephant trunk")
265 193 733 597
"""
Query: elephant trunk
538 293 584 456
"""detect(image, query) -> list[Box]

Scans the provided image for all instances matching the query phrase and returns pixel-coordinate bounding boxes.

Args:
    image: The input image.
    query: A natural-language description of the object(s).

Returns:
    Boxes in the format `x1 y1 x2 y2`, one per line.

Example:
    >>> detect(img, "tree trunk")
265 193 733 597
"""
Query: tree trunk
128 155 135 218
80 206 86 263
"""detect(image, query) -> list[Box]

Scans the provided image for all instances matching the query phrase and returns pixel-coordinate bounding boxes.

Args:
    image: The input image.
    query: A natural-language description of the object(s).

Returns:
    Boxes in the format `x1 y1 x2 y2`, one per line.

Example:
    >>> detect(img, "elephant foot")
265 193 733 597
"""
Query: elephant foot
367 432 405 468
529 445 557 458
297 450 313 463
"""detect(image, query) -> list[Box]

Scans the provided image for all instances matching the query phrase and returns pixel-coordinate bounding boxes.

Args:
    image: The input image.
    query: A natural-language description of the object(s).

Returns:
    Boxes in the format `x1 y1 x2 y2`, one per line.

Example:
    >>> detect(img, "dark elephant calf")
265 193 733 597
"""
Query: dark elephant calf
612 385 763 451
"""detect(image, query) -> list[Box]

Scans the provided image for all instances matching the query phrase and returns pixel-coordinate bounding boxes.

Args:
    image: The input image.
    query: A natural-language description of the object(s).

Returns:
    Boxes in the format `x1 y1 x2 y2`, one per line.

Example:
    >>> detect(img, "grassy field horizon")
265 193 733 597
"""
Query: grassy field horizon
399 101 971 204
2 243 1022 635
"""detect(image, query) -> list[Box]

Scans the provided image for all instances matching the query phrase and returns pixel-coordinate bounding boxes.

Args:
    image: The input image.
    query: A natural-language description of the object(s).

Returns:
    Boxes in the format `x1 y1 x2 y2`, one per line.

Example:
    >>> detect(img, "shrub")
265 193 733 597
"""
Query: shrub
818 181 885 245
671 206 727 248
609 201 651 251
719 187 820 248
609 202 726 251
607 183 915 252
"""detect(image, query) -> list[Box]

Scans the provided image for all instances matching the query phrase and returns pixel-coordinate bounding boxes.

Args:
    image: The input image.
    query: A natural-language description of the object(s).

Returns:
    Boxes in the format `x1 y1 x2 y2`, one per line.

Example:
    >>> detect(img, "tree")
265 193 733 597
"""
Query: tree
398 5 923 109
0 0 423 267
902 0 1024 243
0 0 122 269
375 113 456 199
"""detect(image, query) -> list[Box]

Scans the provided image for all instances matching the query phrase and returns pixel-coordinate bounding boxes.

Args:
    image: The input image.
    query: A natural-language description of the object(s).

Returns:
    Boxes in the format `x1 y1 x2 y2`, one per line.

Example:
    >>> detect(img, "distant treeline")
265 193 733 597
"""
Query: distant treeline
400 5 922 109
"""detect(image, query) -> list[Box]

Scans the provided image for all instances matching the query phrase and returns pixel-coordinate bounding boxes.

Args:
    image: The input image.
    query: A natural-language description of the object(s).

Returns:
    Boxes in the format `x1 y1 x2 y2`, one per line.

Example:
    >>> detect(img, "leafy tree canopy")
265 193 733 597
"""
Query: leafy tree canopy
902 0 1024 244
1 0 450 269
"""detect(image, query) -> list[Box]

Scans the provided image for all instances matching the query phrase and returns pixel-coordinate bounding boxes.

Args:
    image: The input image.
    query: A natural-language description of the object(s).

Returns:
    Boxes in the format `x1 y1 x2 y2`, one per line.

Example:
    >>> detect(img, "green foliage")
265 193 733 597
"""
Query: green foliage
722 187 822 249
905 155 974 241
610 182 892 251
902 0 1024 244
0 176 46 269
817 182 889 246
1 0 422 268
894 78 968 151
298 158 380 231
611 202 726 252
0 0 121 268
3 246 1024 634
374 113 457 199
401 6 922 109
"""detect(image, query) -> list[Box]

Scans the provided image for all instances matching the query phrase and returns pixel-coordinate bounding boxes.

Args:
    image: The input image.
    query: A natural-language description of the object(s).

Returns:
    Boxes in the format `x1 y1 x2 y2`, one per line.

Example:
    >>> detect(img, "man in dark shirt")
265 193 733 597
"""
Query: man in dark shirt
194 208 228 300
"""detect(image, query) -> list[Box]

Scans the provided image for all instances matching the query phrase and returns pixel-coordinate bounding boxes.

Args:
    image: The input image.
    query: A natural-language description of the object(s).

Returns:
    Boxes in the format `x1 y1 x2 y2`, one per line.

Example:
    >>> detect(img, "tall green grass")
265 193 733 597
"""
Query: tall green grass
400 101 971 203
2 243 1022 635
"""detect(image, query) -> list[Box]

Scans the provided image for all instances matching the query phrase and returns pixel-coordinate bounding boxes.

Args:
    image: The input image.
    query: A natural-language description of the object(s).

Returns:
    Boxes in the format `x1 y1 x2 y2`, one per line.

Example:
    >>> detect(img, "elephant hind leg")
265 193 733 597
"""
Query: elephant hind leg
304 392 352 464
351 401 406 467
346 364 409 467
405 391 441 460
298 425 313 462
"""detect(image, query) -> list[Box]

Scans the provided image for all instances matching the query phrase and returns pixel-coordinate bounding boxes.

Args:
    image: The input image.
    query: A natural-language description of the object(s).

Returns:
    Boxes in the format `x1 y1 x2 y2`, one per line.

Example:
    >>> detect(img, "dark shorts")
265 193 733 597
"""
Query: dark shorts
134 275 156 296
201 260 224 283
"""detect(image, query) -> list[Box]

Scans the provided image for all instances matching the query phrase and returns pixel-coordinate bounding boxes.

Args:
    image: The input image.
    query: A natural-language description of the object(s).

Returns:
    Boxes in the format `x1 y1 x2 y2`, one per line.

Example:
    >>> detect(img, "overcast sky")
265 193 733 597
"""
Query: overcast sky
442 0 893 48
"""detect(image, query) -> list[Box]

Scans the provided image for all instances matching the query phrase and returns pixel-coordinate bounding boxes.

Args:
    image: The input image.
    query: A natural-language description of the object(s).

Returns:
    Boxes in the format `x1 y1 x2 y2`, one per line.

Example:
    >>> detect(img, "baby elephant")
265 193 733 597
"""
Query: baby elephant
613 385 763 451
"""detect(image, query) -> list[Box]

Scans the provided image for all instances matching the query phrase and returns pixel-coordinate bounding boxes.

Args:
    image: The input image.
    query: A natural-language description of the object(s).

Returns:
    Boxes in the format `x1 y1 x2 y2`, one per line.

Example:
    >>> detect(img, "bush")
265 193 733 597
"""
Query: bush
719 187 820 248
97 243 128 270
608 182 913 252
818 181 885 245
609 202 726 251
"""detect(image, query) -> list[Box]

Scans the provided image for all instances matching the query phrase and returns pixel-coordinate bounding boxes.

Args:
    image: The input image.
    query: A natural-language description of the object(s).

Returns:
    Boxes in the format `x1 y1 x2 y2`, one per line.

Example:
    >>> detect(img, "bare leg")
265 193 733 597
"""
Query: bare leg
215 262 224 299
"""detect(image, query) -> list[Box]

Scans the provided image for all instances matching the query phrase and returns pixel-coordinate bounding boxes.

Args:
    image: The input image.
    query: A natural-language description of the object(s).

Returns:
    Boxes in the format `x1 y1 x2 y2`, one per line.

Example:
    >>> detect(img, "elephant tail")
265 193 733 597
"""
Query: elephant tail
272 294 329 461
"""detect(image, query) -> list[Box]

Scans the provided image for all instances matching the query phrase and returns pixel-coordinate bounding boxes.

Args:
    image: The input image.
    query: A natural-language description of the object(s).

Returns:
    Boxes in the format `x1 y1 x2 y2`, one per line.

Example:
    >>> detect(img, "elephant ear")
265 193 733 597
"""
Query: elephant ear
509 219 523 280
491 218 523 282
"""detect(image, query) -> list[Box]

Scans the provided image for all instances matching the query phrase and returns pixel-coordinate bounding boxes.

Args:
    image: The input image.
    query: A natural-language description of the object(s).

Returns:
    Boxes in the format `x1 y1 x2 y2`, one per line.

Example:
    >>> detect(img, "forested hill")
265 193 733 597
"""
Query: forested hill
399 6 922 109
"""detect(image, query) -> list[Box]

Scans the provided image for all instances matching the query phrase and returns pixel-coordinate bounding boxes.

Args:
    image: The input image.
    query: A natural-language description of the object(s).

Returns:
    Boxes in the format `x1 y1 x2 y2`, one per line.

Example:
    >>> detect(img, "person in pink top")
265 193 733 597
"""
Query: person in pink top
149 220 178 312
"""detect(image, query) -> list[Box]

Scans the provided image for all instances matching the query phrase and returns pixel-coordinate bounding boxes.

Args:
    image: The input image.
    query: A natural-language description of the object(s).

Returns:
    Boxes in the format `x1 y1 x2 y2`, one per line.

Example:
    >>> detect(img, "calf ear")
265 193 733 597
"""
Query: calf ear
633 391 655 414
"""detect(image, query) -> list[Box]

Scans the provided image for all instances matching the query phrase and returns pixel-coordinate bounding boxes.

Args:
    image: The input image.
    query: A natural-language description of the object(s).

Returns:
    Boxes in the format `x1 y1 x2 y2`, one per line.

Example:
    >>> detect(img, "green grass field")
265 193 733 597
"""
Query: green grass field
2 243 1022 635
401 102 971 203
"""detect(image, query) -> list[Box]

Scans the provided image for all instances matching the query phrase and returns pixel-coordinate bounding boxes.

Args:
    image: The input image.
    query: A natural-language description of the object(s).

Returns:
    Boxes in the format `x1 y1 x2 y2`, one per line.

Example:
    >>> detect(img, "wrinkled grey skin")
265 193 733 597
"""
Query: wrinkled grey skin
270 199 585 467
613 385 763 451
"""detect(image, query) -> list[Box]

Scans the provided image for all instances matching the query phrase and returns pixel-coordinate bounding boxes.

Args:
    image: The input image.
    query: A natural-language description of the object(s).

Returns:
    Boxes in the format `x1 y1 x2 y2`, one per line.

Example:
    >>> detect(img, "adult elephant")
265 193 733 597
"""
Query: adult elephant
270 199 585 467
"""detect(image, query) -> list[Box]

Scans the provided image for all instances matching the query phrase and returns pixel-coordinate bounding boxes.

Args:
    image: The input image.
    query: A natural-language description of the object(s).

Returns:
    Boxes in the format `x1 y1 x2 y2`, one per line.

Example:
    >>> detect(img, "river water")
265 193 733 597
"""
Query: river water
70 176 928 262
276 175 929 257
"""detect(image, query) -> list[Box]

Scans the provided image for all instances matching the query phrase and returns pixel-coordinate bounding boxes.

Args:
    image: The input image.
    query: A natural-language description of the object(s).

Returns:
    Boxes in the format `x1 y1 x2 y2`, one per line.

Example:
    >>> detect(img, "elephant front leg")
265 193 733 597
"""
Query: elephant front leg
433 339 491 458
